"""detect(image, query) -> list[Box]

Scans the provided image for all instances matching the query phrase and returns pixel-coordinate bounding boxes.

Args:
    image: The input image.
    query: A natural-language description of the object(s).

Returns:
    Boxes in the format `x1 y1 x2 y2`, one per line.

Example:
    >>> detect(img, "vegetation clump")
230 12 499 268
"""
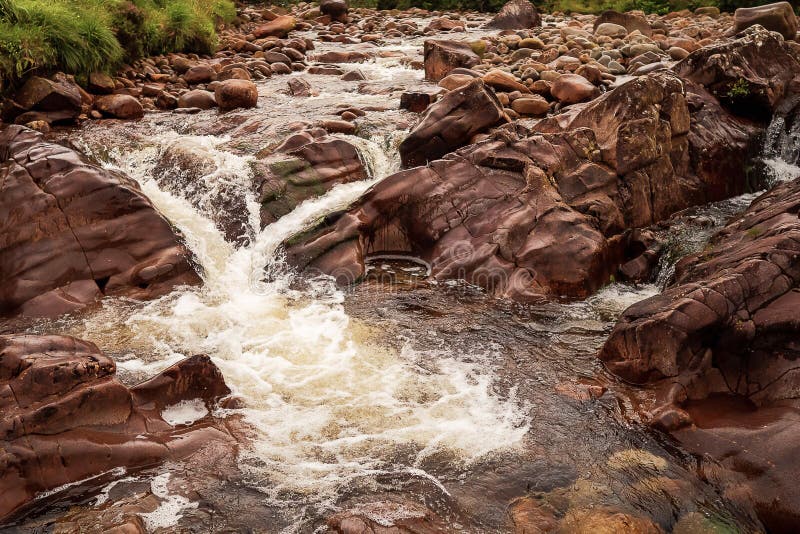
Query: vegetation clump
0 0 235 88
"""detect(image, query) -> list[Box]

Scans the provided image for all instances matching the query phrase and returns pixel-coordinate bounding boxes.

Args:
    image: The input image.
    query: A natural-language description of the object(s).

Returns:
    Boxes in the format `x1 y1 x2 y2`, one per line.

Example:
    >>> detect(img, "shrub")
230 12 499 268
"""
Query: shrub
0 0 236 90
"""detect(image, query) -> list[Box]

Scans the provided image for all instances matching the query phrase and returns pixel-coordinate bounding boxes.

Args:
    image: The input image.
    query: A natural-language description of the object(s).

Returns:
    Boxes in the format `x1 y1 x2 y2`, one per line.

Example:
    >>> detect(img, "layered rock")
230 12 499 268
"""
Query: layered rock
284 67 773 300
255 130 367 226
399 78 505 168
599 177 800 533
674 25 800 120
0 125 199 317
733 1 798 40
0 334 234 523
486 0 541 30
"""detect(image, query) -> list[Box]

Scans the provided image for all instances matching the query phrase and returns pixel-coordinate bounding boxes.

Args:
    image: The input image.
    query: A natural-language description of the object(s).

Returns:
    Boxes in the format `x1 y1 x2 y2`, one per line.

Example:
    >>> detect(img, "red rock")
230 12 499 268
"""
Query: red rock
214 79 258 111
423 39 480 82
13 74 81 115
401 91 436 112
399 78 505 168
183 64 216 85
319 0 348 22
734 1 797 40
593 10 652 37
327 500 450 534
87 72 115 94
256 132 367 225
0 334 233 523
178 89 217 109
253 15 296 38
550 74 598 105
0 125 199 317
94 94 144 119
483 69 531 94
486 0 541 30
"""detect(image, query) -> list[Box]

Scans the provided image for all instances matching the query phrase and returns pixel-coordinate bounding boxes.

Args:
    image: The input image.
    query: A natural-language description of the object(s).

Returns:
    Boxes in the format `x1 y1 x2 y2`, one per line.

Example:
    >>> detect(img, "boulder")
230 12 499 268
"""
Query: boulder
483 69 531 93
550 74 599 105
178 89 217 109
87 72 115 94
599 177 800 533
486 0 541 30
214 79 258 111
536 71 758 226
733 1 798 40
674 25 800 120
12 74 81 116
439 73 474 91
0 334 234 523
183 64 216 85
319 0 348 22
0 125 199 317
399 78 505 168
594 22 628 38
423 39 480 82
285 127 625 300
400 91 436 112
253 15 296 38
256 131 367 225
511 95 549 115
93 94 144 120
593 10 652 37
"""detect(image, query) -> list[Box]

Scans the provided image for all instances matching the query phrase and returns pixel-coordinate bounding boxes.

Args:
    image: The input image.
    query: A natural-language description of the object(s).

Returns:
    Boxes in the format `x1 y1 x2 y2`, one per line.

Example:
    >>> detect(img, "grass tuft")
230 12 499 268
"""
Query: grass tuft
0 0 236 90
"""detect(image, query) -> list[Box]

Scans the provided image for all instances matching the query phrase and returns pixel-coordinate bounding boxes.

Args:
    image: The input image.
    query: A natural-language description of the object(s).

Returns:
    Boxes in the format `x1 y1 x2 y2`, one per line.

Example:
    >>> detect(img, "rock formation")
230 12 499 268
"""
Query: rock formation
0 334 235 523
0 125 199 317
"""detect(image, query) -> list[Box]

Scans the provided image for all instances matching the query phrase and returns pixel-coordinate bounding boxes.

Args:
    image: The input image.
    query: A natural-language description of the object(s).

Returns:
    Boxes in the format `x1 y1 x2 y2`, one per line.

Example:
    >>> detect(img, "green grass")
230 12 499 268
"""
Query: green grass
0 0 236 90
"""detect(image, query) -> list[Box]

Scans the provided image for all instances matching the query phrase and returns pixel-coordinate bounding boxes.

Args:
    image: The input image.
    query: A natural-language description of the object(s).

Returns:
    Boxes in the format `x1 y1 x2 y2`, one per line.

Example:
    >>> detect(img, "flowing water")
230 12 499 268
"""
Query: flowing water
14 17 800 533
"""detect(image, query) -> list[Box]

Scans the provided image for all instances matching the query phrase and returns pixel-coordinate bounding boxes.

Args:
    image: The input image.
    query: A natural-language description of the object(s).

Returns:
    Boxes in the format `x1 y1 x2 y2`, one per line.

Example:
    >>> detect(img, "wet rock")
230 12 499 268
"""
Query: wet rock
399 78 505 168
285 127 625 300
594 22 627 38
425 17 466 32
510 95 549 116
320 0 348 23
342 69 366 81
439 73 474 91
215 79 258 111
400 91 436 113
508 495 559 533
674 25 800 119
183 64 217 85
178 89 217 110
253 15 296 38
557 508 663 533
315 50 372 63
0 334 234 524
486 0 541 30
87 72 116 94
288 77 313 97
256 132 366 225
593 10 652 37
483 69 530 94
94 94 144 120
0 125 199 317
550 74 598 105
423 39 480 82
733 2 797 40
320 119 356 134
11 74 81 118
599 177 800 532
327 500 450 534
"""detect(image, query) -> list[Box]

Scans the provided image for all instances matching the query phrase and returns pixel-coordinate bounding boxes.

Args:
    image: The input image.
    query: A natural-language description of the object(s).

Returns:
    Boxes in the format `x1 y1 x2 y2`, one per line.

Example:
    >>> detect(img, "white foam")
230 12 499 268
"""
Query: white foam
74 128 531 511
161 399 209 427
138 473 198 531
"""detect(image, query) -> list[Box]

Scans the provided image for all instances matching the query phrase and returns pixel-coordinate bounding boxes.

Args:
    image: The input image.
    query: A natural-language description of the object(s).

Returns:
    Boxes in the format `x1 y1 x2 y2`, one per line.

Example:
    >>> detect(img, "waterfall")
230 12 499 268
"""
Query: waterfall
759 97 800 186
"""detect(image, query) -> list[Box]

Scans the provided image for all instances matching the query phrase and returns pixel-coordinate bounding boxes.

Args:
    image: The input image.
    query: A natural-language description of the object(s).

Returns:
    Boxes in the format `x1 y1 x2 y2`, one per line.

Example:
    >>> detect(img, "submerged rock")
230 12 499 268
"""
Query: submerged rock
0 125 199 317
0 334 234 523
327 500 450 533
